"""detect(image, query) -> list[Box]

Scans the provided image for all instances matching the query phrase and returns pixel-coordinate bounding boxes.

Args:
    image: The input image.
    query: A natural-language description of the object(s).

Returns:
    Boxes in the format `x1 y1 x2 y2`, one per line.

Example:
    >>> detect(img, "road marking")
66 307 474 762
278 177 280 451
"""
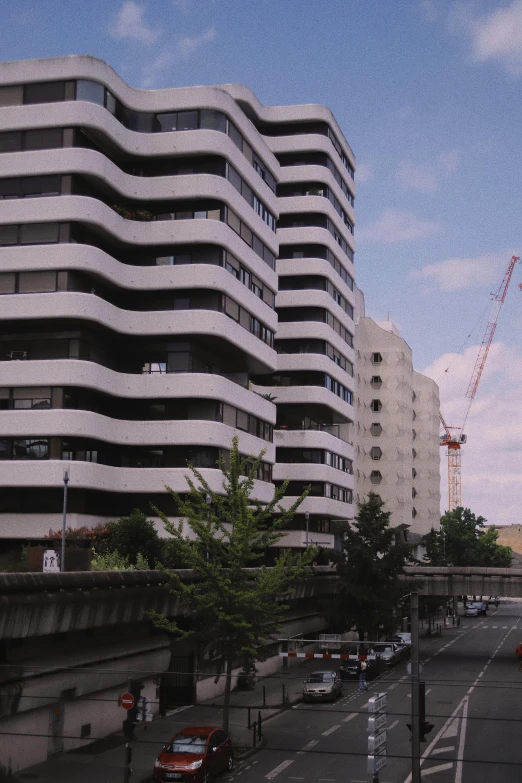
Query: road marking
266 760 294 779
431 745 455 754
342 713 357 723
455 695 469 783
422 763 454 776
492 625 498 628
388 683 397 690
322 724 340 736
502 625 508 629
300 740 318 751
388 719 399 730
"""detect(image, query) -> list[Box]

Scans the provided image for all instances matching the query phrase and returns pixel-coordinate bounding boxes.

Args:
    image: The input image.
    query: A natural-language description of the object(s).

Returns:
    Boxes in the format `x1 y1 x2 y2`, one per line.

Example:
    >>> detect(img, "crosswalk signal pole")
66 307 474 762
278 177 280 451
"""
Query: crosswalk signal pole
411 592 421 783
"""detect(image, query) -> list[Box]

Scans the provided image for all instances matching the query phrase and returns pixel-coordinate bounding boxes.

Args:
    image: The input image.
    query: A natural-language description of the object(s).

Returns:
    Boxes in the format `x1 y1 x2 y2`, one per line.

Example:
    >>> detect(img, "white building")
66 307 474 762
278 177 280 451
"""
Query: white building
355 314 440 536
0 55 356 548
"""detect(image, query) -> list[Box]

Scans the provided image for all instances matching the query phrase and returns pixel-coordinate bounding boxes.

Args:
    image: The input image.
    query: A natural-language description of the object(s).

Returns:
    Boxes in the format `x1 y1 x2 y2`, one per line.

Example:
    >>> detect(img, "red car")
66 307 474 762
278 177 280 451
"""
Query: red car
153 725 234 783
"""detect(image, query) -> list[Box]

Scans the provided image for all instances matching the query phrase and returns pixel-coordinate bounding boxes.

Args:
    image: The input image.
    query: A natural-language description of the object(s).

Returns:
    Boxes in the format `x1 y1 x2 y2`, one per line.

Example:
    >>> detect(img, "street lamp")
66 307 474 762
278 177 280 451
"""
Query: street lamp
305 510 309 547
60 468 70 572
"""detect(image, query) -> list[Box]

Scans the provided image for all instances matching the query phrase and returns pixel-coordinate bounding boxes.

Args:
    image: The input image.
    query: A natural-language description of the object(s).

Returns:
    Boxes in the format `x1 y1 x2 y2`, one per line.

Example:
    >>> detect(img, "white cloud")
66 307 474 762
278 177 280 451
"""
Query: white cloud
355 162 374 184
396 150 461 193
357 208 440 243
411 252 506 292
141 26 217 86
177 26 217 58
109 1 160 44
456 0 522 76
423 343 522 524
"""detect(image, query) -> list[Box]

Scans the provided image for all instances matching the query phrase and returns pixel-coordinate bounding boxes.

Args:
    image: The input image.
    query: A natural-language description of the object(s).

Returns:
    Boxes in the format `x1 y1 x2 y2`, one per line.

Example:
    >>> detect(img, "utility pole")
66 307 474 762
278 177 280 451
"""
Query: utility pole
60 468 70 573
305 510 309 546
411 592 421 783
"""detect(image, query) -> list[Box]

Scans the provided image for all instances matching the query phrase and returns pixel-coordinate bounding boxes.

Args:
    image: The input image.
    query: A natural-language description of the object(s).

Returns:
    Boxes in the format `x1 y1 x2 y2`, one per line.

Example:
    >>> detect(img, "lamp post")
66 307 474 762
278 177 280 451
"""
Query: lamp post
60 468 70 572
304 510 309 547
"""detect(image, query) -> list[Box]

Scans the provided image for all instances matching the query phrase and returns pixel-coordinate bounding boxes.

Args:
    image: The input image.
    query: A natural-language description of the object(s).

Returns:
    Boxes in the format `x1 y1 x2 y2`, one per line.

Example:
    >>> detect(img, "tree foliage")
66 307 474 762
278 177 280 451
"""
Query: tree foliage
332 492 414 639
149 436 316 731
425 508 512 568
105 508 162 567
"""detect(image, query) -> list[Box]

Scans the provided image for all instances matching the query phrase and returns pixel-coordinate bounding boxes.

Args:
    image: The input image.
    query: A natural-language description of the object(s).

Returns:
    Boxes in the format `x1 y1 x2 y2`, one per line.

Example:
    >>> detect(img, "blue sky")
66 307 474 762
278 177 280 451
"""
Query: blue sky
2 0 521 524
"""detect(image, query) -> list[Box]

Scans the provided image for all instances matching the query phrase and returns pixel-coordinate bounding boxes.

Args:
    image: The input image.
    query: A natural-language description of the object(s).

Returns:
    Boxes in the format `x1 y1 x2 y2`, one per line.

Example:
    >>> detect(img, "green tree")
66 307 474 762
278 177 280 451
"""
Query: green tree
332 492 414 640
430 507 513 567
424 527 445 566
149 436 315 732
91 549 149 571
105 509 161 567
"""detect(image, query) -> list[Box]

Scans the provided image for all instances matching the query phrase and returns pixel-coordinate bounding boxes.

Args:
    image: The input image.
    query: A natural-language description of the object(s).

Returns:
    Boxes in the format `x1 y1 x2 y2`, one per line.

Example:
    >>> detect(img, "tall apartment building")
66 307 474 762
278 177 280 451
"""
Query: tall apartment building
0 56 356 547
355 314 440 536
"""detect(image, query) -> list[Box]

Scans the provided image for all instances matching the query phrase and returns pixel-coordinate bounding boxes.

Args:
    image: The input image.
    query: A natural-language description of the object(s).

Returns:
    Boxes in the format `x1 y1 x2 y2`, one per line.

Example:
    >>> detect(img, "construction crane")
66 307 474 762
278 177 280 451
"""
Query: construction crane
440 255 520 511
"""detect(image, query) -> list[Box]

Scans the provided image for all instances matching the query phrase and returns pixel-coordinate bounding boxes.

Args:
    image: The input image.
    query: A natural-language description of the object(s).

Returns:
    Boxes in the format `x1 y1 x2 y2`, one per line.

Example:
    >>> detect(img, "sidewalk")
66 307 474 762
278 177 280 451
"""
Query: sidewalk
9 659 318 783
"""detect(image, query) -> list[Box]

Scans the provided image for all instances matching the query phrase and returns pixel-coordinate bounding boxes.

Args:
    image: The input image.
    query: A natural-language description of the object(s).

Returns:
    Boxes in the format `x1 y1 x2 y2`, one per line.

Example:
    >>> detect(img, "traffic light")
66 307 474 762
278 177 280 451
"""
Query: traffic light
406 682 434 742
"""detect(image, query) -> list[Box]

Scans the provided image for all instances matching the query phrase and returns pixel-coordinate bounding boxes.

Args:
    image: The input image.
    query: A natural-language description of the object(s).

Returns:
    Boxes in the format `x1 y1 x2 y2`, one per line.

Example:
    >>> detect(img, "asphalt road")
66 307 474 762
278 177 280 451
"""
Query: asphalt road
223 598 522 783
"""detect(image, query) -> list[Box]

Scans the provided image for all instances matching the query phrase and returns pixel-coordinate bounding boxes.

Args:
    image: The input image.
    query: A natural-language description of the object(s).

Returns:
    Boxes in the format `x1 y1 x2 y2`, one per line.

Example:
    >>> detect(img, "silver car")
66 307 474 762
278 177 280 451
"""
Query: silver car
373 642 404 666
302 670 343 702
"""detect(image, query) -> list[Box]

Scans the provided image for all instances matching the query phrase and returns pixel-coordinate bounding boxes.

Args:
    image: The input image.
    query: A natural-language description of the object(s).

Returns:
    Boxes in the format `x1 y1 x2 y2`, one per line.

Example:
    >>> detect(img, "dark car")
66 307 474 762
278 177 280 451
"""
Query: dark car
153 726 233 783
340 650 383 681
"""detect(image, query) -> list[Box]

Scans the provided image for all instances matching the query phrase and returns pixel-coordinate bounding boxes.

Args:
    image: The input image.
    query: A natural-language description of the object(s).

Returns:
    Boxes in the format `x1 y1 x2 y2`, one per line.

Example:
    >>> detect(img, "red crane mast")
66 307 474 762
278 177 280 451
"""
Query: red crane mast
441 255 520 511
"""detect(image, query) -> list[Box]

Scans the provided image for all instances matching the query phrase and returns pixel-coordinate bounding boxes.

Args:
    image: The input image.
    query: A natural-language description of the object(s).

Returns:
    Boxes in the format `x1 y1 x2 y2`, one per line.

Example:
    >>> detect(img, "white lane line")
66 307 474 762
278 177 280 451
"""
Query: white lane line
502 626 508 629
343 713 357 723
422 763 454 776
492 625 498 629
388 719 399 730
300 740 318 751
266 760 294 779
388 683 397 690
455 695 469 783
431 745 455 754
322 724 340 736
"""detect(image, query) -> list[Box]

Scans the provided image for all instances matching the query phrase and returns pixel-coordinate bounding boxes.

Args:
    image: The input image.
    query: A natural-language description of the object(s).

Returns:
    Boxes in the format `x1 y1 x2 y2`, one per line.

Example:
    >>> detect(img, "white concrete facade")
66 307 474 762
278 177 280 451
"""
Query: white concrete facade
355 315 440 536
0 55 357 545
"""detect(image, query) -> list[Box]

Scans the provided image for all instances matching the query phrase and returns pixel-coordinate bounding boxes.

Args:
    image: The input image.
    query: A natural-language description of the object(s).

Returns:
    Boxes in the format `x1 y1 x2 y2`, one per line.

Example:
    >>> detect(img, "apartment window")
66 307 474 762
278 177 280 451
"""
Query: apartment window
142 361 167 374
0 85 23 106
370 447 382 461
20 223 60 244
412 468 417 478
412 487 417 498
412 429 416 440
370 376 382 388
370 399 382 412
371 352 383 365
317 519 331 533
24 81 67 104
12 438 49 459
370 470 382 484
76 80 105 105
370 423 382 436
412 507 417 519
412 448 417 459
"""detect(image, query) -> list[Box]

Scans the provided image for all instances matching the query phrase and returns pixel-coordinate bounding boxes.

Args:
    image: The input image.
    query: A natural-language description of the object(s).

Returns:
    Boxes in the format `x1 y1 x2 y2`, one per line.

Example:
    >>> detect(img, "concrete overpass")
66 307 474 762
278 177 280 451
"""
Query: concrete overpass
402 565 522 597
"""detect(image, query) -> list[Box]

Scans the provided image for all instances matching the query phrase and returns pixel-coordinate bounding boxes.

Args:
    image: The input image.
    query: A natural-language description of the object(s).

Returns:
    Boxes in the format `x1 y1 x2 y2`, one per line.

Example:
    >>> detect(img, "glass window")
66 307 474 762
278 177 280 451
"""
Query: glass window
76 80 105 106
20 223 59 244
228 122 243 150
12 438 49 459
177 111 198 130
25 128 63 151
240 222 253 247
0 273 16 294
236 409 249 431
242 140 254 164
227 165 242 194
156 113 178 132
0 131 22 153
0 224 19 245
105 91 117 115
0 85 23 106
24 82 66 104
200 109 227 132
18 271 57 293
222 403 236 427
226 209 241 235
225 297 240 321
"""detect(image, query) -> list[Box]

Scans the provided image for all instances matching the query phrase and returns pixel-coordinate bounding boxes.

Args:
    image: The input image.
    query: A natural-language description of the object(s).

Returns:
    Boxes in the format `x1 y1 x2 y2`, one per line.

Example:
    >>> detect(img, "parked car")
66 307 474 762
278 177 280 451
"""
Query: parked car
302 670 344 702
464 605 479 617
469 601 487 616
340 651 383 681
373 642 404 666
153 726 233 782
386 634 412 652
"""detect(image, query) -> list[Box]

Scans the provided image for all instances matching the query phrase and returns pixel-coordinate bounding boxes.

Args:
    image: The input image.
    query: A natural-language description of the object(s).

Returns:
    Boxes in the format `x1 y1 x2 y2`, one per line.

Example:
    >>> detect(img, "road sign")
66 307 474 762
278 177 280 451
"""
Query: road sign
120 693 135 710
368 712 387 733
319 633 341 650
368 692 387 713
367 749 387 776
368 729 387 753
43 550 60 572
